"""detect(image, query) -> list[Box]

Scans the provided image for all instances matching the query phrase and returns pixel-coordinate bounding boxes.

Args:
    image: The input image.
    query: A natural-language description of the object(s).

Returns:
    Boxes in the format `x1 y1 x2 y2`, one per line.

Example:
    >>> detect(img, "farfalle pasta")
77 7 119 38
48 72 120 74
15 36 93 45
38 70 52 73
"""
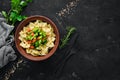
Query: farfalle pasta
19 20 56 56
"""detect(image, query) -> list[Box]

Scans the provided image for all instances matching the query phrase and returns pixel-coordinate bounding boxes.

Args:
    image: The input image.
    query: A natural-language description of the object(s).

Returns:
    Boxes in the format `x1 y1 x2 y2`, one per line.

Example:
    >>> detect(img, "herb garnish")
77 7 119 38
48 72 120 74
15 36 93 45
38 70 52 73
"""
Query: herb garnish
2 0 32 25
60 26 76 48
26 27 47 49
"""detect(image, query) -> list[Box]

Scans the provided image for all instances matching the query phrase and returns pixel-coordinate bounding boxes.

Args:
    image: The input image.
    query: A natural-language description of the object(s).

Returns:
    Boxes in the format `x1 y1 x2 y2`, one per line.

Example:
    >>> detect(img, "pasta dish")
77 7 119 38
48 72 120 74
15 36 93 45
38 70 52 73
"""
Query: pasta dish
19 20 56 56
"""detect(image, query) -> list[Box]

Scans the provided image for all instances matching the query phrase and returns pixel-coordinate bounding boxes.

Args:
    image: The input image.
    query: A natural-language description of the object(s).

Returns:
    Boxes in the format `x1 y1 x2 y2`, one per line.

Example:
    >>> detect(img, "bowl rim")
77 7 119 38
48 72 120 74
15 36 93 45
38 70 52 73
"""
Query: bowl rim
15 15 59 61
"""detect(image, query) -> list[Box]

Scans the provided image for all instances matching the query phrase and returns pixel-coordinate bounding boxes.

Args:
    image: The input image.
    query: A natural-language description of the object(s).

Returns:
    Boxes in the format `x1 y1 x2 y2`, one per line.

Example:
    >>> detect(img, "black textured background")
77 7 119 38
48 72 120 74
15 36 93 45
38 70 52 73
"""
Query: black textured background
0 0 120 80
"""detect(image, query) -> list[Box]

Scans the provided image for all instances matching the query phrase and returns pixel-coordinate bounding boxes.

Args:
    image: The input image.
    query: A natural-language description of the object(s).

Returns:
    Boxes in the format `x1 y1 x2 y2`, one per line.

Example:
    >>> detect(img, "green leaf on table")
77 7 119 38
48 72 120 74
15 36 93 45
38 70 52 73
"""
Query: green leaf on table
17 15 27 21
9 11 17 21
59 26 76 49
12 7 22 14
20 1 27 7
11 0 20 9
1 0 32 26
1 11 8 18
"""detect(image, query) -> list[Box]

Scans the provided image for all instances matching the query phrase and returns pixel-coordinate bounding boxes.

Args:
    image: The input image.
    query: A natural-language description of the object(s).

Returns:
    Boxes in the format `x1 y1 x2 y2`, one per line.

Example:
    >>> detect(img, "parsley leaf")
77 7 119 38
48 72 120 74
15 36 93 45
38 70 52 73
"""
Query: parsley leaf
1 0 32 25
1 11 8 18
20 1 27 7
17 15 27 21
11 0 20 10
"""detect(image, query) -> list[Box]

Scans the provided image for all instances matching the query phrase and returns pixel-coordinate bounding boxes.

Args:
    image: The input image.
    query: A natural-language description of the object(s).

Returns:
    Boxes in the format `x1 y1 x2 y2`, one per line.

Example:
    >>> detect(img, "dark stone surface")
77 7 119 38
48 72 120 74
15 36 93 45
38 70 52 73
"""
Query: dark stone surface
0 0 120 80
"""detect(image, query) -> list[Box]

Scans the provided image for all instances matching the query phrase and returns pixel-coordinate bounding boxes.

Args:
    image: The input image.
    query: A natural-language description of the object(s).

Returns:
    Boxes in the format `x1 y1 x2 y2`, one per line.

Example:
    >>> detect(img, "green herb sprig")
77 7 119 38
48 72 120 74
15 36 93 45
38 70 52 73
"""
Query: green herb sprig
1 0 32 25
59 26 76 49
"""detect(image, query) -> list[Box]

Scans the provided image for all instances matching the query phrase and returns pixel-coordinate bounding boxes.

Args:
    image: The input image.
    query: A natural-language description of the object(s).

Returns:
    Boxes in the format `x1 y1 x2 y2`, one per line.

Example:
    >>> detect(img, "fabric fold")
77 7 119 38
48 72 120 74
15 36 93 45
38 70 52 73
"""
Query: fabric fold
0 12 17 68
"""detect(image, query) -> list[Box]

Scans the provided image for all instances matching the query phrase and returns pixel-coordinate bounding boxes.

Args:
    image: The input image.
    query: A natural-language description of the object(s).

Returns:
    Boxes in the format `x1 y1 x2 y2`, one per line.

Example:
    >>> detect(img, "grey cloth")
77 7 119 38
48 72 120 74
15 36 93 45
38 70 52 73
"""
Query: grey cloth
0 13 17 68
